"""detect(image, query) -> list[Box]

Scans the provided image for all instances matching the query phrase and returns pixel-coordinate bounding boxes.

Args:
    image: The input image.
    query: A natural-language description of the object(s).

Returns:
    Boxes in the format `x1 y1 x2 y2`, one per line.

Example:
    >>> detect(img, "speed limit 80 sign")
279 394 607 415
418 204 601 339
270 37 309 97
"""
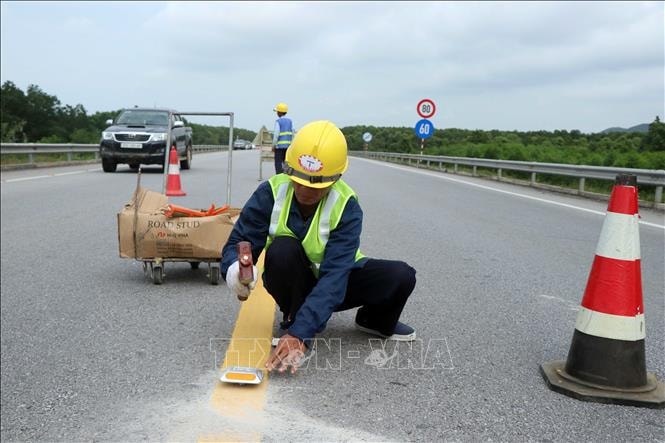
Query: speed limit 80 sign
417 99 436 119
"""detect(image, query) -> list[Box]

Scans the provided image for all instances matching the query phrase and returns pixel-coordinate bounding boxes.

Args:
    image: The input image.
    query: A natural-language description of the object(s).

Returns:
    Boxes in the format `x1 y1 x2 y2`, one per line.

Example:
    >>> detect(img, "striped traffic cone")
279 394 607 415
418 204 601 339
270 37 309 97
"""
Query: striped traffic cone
165 145 186 196
541 174 664 409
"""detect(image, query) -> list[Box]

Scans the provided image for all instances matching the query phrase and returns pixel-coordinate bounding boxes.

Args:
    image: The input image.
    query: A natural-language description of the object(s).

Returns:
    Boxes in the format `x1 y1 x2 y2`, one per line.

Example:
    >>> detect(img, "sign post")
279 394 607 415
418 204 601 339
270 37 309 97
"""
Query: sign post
415 99 437 156
362 132 372 152
414 119 434 155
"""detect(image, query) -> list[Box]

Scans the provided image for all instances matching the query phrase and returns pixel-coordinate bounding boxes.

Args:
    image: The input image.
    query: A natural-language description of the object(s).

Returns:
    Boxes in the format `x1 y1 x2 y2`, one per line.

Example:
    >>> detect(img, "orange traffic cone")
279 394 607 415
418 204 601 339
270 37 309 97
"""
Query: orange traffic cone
165 145 186 196
541 174 664 409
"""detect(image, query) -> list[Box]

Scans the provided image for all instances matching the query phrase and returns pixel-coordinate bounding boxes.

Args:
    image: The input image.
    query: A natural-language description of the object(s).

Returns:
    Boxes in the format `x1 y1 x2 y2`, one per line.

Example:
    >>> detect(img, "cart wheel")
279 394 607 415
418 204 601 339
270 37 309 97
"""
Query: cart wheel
190 261 200 270
153 264 164 285
209 263 220 285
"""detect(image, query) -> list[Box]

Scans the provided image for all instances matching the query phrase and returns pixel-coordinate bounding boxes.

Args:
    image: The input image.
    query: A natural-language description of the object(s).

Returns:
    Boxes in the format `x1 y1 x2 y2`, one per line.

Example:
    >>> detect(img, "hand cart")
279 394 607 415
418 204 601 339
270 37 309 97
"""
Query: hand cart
128 109 237 286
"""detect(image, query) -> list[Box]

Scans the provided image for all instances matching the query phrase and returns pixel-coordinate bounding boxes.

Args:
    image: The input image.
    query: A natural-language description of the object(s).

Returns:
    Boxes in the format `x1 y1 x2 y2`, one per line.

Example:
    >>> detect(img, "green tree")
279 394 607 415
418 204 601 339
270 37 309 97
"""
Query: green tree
1 81 28 141
24 84 61 141
641 116 665 152
57 104 89 141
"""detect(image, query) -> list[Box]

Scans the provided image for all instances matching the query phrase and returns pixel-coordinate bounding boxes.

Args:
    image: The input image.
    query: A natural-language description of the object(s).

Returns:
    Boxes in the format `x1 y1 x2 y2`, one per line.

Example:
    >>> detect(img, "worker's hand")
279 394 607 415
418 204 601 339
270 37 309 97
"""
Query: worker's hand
225 260 257 299
272 146 276 153
266 334 307 374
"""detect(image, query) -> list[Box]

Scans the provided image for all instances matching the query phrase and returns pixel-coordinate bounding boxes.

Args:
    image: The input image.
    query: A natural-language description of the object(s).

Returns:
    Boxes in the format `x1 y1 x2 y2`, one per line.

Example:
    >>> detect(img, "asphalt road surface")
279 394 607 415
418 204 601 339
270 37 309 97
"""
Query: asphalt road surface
1 151 664 442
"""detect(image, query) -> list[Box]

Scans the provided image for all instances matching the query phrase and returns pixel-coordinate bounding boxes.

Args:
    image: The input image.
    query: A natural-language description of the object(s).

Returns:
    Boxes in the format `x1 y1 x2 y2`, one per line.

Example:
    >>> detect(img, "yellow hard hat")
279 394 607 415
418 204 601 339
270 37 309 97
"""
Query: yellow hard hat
273 102 288 113
284 120 348 189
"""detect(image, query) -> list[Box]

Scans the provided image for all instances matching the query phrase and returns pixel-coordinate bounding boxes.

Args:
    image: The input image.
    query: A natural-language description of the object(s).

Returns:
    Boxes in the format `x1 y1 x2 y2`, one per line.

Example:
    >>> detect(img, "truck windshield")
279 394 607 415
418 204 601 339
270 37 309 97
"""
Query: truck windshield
116 110 169 126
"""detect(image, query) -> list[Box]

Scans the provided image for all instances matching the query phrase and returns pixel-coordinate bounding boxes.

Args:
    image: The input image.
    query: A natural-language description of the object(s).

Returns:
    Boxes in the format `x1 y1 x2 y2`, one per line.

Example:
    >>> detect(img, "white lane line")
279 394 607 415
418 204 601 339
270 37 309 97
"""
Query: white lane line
54 171 86 177
354 157 665 230
537 294 579 311
5 175 52 183
3 168 96 183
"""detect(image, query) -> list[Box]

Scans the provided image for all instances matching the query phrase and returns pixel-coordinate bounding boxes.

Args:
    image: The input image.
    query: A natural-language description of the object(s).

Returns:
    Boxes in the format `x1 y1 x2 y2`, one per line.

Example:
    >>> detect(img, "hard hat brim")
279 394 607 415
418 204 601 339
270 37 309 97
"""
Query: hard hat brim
284 158 347 189
288 175 335 189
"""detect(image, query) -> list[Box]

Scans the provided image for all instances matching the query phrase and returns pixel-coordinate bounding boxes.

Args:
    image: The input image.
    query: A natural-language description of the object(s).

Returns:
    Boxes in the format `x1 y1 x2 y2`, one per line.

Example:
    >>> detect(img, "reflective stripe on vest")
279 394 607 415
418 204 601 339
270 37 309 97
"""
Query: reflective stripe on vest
266 174 364 277
276 117 293 148
269 181 290 237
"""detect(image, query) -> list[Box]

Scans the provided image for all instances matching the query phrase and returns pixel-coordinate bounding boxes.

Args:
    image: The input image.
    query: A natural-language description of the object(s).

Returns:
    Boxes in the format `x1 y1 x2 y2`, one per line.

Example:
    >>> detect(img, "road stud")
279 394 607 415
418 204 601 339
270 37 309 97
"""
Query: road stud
220 366 264 385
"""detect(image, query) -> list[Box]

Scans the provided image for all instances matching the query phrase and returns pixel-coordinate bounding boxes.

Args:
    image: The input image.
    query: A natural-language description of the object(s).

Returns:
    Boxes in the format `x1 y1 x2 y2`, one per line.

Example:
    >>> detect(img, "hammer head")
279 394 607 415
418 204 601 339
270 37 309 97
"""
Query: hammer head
236 241 253 301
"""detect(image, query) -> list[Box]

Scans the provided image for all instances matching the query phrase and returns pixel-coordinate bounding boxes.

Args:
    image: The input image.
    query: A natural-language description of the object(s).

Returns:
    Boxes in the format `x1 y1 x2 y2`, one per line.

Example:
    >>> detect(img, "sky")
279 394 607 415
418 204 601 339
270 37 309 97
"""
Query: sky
1 1 663 134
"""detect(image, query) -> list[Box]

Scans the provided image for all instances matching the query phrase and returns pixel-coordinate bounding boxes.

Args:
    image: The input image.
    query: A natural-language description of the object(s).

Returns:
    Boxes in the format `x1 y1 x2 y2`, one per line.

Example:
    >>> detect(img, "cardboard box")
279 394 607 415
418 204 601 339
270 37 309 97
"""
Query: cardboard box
117 186 240 259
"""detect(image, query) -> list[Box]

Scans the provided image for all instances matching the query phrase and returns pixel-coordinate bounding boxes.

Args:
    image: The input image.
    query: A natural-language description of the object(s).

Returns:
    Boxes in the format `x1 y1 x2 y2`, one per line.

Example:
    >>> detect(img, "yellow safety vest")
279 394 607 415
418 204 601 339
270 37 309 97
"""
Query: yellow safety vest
266 174 364 277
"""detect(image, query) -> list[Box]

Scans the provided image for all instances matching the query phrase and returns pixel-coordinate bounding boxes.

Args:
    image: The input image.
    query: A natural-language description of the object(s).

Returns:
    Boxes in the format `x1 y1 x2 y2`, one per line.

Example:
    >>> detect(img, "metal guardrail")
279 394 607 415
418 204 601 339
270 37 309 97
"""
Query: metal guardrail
191 144 230 152
350 151 665 204
3 143 663 204
0 143 228 163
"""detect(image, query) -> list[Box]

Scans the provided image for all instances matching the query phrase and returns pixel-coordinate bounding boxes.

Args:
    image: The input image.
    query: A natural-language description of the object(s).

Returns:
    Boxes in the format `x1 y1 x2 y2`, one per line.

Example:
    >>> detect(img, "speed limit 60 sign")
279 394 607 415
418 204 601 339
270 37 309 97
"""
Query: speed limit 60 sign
417 99 436 119
414 119 435 139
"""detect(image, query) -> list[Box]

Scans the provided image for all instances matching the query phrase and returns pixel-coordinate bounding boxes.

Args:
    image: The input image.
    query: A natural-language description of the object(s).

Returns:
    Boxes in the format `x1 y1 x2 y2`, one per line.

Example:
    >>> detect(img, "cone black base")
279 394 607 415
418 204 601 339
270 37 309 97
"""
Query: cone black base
566 329 646 388
540 360 665 409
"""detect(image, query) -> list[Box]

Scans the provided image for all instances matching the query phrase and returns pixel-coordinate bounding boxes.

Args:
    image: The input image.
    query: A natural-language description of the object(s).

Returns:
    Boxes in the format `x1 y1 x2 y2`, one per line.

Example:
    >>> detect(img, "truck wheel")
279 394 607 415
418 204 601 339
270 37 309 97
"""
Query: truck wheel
129 163 140 170
181 144 192 170
102 158 117 173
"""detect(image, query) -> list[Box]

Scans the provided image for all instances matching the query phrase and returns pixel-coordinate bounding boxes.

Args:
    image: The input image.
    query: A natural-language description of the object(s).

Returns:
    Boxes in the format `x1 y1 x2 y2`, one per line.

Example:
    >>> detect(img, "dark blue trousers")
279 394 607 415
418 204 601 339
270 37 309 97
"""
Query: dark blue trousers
274 148 287 174
263 236 416 336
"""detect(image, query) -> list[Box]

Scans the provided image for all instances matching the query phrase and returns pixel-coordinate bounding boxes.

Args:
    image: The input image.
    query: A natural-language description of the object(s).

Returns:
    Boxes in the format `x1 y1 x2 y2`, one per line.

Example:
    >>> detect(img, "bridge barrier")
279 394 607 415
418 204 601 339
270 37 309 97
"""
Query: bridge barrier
350 151 665 208
0 143 228 168
3 143 664 207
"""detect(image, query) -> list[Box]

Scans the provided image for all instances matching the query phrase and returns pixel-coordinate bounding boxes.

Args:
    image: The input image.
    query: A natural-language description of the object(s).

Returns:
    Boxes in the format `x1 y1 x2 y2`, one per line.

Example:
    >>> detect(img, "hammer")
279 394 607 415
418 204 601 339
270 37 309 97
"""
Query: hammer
236 241 254 301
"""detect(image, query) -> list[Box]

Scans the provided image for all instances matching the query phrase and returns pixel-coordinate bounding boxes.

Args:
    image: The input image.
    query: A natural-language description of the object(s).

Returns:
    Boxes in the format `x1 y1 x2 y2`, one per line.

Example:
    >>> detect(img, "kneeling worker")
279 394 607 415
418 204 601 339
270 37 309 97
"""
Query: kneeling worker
221 120 417 374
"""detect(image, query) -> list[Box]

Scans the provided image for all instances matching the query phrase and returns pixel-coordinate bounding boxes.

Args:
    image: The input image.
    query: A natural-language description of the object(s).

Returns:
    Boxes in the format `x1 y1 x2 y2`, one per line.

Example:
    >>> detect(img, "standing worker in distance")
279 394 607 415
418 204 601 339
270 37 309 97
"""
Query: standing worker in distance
272 102 293 174
222 120 417 375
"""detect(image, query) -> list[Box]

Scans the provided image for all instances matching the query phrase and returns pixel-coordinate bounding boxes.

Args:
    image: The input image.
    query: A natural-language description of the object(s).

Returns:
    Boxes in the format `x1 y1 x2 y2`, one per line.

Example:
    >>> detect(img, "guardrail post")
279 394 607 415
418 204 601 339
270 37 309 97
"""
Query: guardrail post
67 149 72 162
531 172 537 185
579 177 585 194
94 151 99 161
656 186 663 204
28 153 34 164
454 163 458 173
498 168 502 180
473 165 477 176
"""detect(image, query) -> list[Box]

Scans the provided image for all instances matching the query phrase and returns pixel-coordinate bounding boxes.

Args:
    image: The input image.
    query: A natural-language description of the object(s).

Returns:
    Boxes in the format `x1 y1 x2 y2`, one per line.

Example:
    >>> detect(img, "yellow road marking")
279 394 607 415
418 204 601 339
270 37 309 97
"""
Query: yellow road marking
206 254 276 441
198 432 262 443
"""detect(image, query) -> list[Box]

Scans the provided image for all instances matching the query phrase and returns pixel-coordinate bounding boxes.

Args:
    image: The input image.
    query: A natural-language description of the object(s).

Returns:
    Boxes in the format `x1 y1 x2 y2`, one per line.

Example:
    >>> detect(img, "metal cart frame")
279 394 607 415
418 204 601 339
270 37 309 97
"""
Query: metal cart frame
139 111 236 285
142 257 221 285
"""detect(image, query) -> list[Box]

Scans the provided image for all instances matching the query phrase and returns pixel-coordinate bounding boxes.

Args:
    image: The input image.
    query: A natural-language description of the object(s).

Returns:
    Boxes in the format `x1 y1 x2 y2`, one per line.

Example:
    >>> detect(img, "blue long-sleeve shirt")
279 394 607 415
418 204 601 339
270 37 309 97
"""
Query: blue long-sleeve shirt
221 180 368 342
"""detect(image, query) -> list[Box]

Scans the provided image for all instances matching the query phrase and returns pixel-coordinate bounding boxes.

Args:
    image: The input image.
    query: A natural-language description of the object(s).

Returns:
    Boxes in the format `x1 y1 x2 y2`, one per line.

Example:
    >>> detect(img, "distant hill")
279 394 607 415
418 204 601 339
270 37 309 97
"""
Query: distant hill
600 123 649 134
